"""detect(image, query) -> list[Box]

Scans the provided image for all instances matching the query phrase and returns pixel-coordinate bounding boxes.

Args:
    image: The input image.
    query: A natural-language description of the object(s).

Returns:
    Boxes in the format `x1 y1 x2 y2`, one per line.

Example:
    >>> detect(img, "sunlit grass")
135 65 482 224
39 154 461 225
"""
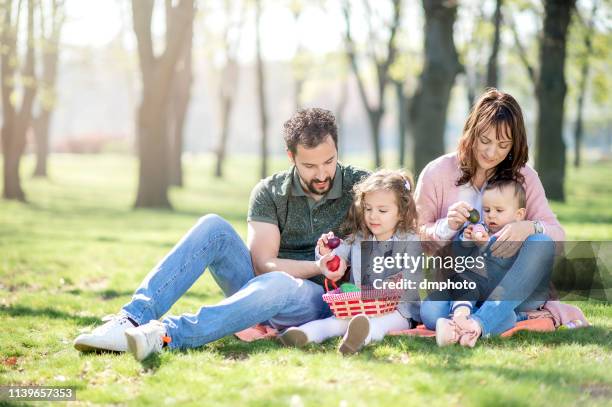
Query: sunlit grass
0 154 610 406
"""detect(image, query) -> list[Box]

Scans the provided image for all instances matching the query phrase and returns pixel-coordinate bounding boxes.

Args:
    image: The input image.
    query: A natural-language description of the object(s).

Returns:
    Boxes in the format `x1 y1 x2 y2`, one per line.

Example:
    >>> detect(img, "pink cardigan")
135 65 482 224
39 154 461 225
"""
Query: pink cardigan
415 153 565 241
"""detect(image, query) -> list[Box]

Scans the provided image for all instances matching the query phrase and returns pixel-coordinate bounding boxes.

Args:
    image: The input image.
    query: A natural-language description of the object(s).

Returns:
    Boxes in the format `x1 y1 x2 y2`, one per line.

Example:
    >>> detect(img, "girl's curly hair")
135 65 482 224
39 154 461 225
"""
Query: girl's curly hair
341 169 418 242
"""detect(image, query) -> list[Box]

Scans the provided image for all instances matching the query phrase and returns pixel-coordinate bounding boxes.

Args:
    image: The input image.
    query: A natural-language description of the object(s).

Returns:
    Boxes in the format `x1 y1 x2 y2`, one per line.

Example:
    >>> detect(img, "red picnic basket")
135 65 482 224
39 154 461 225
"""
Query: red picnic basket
322 283 403 319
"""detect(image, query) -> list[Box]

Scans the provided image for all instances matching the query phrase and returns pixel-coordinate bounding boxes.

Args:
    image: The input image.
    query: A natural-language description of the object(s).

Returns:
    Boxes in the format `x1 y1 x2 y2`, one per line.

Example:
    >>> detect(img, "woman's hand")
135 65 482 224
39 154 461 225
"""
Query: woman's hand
447 201 473 231
316 252 347 281
490 221 535 257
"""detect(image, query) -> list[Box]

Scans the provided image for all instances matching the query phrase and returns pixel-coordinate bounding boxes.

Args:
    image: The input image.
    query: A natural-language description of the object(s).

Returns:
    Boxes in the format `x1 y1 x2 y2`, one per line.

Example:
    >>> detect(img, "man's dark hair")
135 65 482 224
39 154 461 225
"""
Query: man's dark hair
283 108 338 155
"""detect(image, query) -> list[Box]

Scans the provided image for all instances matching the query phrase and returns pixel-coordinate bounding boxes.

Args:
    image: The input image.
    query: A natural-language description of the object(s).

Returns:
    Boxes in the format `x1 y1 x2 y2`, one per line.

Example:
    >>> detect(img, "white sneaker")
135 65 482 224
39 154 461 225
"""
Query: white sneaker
124 320 168 361
339 314 370 355
74 314 137 352
278 327 309 348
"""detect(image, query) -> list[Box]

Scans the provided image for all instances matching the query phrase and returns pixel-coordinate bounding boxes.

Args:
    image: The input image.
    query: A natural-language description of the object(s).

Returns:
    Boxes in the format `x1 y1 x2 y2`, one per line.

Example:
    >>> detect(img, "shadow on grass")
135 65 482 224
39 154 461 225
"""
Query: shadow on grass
65 288 218 302
194 324 611 364
24 200 246 225
1 304 100 326
141 352 163 372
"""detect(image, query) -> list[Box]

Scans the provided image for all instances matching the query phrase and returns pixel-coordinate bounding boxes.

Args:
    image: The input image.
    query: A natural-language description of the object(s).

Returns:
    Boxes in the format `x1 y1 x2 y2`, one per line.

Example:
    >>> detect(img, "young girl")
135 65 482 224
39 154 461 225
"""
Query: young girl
278 169 422 354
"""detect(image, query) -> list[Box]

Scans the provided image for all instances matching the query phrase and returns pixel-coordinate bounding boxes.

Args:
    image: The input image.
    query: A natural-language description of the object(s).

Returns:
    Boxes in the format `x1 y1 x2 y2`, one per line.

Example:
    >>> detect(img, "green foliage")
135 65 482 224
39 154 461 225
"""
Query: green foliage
0 154 611 405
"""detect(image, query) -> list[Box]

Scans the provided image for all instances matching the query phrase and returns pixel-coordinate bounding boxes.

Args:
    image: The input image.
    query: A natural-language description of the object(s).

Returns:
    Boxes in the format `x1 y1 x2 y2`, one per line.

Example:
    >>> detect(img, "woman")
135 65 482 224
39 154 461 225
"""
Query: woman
415 88 564 347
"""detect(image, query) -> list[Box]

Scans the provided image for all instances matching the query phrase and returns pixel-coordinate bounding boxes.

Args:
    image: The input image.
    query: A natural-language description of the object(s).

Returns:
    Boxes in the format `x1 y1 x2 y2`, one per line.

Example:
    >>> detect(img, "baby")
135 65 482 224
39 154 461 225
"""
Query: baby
450 178 527 317
421 179 531 341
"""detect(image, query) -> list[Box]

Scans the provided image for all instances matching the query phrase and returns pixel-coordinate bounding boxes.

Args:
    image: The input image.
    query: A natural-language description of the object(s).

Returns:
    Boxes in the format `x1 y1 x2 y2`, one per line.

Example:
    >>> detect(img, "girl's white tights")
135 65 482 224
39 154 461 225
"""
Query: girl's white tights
299 316 348 343
297 311 411 344
365 310 411 344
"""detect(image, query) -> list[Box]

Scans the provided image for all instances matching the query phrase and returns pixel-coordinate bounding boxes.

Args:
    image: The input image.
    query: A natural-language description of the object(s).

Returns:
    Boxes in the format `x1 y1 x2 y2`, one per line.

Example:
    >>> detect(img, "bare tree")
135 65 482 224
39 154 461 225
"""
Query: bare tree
535 0 575 201
131 0 195 208
394 80 407 167
1 0 38 201
485 0 502 88
214 0 244 178
573 1 599 168
410 0 462 176
168 5 194 187
255 0 268 179
33 0 65 178
343 0 401 168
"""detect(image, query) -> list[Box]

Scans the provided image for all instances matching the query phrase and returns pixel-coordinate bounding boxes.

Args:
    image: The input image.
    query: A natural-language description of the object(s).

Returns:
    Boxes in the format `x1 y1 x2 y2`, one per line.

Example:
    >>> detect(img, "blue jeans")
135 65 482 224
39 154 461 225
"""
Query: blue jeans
420 234 555 337
122 214 331 349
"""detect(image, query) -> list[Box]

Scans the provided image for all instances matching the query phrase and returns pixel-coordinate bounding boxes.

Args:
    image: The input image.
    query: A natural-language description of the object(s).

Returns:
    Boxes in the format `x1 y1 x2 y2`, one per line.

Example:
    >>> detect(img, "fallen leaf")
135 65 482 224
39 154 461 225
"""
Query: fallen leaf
3 356 18 366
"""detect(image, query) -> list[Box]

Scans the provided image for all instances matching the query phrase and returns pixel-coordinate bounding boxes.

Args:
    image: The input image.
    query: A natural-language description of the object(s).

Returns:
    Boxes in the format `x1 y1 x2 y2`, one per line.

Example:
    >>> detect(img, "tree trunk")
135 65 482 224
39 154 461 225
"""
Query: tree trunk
32 0 64 178
535 0 575 201
255 0 268 179
135 97 171 208
410 0 462 177
335 75 349 158
33 111 51 177
2 121 27 201
214 58 238 178
486 0 502 88
395 81 407 167
1 0 37 201
573 2 598 168
169 18 193 187
214 92 232 178
132 0 194 208
369 111 383 168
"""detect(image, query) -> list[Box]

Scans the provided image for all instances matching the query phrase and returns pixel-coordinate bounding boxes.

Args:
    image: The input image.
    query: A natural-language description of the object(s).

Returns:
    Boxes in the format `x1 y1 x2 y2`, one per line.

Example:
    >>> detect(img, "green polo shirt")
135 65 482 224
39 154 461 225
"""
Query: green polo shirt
247 163 369 285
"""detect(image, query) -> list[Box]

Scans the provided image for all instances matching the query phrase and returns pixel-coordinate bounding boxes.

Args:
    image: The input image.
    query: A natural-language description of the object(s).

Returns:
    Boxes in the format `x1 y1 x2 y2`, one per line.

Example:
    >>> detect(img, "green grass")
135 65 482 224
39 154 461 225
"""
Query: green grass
0 154 611 406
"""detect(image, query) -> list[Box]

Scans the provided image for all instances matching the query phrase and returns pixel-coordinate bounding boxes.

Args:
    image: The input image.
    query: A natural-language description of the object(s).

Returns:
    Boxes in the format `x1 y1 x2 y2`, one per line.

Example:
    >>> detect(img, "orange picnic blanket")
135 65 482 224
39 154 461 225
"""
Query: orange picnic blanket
234 316 556 342
235 301 587 342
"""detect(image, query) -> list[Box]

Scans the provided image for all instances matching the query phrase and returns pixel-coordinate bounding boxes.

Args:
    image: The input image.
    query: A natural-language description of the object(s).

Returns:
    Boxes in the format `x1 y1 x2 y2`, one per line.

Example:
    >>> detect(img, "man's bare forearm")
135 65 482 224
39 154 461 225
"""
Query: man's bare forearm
254 257 321 279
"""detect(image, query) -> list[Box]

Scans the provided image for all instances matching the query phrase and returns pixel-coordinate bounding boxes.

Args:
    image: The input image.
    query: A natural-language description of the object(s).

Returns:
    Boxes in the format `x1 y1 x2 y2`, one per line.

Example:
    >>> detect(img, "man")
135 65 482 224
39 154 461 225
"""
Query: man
74 108 369 360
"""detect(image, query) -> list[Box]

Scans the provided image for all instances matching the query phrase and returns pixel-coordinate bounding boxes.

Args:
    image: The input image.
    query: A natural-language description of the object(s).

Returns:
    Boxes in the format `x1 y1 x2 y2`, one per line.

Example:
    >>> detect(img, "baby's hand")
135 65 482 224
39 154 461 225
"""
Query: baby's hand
463 225 475 240
472 224 489 245
317 231 336 256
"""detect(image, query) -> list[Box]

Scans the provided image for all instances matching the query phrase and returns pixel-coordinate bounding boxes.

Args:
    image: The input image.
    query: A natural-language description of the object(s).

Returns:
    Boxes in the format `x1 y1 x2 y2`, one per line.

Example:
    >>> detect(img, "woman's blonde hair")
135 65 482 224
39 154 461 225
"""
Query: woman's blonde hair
341 169 418 242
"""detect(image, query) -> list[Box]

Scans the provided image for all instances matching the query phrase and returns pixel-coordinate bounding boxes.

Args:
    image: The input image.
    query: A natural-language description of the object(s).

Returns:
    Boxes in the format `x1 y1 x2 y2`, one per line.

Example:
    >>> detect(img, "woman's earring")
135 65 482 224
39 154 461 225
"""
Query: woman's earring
508 153 513 161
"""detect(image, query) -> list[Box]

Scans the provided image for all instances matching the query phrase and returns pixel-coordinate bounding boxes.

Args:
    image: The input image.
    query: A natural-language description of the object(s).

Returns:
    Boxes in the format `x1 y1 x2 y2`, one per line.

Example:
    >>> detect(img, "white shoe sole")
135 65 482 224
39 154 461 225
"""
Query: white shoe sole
278 328 308 348
125 328 148 361
73 335 127 353
339 315 369 355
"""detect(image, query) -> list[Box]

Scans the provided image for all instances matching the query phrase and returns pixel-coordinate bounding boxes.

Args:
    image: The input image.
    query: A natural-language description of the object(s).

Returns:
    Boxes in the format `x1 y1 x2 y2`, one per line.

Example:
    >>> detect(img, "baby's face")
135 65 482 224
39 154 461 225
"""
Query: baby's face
482 187 525 233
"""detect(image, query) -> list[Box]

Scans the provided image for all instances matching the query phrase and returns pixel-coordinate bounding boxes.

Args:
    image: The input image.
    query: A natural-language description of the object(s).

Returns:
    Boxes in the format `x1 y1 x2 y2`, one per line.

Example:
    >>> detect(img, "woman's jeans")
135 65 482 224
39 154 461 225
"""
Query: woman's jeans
420 234 555 337
121 214 331 349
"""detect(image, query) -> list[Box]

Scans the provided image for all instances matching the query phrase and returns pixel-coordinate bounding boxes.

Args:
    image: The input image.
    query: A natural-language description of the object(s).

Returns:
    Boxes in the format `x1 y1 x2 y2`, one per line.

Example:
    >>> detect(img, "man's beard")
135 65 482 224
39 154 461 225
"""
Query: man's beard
305 177 333 195
296 169 333 196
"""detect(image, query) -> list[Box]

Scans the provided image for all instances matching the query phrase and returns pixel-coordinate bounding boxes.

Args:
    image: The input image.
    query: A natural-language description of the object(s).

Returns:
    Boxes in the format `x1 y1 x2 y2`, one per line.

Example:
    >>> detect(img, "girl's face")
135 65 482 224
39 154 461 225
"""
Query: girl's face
474 124 513 173
363 189 400 241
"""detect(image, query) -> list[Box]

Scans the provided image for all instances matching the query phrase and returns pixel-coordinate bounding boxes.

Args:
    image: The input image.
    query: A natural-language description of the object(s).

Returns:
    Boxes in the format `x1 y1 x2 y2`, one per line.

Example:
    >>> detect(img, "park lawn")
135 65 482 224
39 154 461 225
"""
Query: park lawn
0 154 611 406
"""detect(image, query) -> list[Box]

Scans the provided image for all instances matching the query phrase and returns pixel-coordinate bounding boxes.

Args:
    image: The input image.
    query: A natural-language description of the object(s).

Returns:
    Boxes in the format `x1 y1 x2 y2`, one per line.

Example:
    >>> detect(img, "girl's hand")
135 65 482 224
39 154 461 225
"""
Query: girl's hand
490 221 535 257
447 201 473 231
317 231 335 256
316 252 347 282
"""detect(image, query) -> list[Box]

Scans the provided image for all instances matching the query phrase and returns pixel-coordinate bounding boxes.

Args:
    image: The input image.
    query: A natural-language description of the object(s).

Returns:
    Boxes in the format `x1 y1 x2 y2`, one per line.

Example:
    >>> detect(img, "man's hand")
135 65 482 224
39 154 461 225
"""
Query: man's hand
447 201 473 231
316 252 347 282
248 221 320 278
